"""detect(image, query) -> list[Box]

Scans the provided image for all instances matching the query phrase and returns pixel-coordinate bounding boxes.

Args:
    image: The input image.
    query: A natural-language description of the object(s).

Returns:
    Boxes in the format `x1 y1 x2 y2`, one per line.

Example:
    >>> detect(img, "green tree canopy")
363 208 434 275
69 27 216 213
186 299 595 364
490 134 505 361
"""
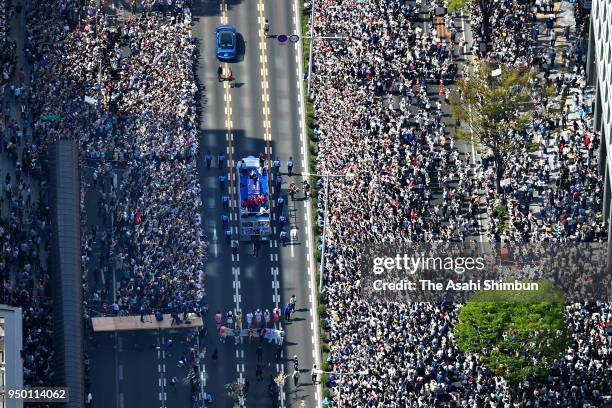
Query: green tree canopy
450 63 546 192
454 283 571 393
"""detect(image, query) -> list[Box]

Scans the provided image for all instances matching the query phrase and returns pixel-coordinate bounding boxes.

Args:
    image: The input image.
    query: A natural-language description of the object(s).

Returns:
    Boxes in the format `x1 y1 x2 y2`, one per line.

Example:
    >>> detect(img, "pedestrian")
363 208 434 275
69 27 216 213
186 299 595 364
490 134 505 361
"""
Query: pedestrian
205 150 213 169
277 196 284 212
287 156 293 176
252 237 260 256
217 65 223 81
292 370 299 387
275 345 282 363
275 174 282 191
279 229 288 245
311 364 318 384
218 151 225 169
292 355 299 371
284 303 292 321
302 180 310 198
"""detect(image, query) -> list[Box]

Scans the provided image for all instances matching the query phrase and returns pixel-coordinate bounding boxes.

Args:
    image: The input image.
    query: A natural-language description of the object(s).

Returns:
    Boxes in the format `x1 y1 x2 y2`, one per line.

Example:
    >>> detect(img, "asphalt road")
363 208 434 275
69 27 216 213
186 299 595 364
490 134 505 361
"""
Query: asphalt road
88 0 319 406
193 0 318 405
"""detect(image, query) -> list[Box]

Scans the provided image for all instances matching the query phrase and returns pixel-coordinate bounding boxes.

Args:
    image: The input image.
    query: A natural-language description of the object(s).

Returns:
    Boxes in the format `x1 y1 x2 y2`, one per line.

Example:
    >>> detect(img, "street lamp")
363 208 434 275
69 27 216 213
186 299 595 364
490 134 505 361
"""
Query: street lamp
298 171 353 291
312 368 368 407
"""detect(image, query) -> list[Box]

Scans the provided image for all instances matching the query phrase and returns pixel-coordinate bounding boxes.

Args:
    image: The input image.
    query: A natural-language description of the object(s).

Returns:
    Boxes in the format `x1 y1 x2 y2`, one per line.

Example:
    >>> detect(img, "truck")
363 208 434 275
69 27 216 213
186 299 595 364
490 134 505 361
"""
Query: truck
236 156 271 240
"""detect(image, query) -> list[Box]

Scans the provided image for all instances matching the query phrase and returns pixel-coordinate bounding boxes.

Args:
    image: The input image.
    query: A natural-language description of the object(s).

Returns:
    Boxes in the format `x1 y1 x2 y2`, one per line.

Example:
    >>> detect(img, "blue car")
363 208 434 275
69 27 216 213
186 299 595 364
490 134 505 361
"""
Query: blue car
215 25 237 60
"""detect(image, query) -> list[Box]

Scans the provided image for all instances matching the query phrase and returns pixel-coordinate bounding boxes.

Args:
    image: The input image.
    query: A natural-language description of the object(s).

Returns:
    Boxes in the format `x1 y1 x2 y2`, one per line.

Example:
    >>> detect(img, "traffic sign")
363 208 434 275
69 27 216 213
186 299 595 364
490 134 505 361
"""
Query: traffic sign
289 34 299 43
277 34 288 44
40 114 61 122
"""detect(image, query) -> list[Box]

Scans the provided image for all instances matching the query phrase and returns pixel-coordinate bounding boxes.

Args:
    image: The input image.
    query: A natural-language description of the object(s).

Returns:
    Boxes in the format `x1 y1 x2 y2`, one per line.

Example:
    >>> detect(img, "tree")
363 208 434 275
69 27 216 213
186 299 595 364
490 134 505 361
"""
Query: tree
447 0 495 45
449 63 536 193
274 371 289 388
454 282 571 393
225 381 245 406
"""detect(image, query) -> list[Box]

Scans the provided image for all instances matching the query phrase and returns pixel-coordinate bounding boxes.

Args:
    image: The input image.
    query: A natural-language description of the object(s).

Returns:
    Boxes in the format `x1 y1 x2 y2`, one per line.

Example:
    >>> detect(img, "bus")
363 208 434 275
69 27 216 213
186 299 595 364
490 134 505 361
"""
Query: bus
236 156 271 240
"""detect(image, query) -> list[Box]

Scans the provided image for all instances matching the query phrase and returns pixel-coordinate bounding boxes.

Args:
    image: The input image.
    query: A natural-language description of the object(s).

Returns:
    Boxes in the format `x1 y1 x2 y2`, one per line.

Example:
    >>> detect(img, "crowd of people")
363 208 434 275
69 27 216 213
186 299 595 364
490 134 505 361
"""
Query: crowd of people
467 0 606 245
311 0 610 405
1 0 16 128
19 0 205 317
1 0 55 393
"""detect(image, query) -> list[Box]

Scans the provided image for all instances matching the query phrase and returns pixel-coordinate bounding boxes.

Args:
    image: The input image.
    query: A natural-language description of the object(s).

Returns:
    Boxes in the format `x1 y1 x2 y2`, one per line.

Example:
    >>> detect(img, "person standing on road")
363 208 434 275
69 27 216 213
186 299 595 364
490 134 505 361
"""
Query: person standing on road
279 229 288 246
264 309 271 327
292 355 299 371
302 180 310 198
277 196 285 213
289 294 297 311
287 156 294 176
311 364 318 384
284 303 293 321
292 370 300 387
272 157 281 173
218 151 225 169
215 311 222 330
205 150 213 169
275 345 282 363
253 237 260 256
275 174 282 191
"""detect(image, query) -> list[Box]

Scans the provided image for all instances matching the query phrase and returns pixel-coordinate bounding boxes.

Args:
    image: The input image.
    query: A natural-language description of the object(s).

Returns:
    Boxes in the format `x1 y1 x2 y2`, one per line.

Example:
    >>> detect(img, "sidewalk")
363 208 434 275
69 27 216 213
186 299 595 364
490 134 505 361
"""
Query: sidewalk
526 0 596 219
1 0 45 291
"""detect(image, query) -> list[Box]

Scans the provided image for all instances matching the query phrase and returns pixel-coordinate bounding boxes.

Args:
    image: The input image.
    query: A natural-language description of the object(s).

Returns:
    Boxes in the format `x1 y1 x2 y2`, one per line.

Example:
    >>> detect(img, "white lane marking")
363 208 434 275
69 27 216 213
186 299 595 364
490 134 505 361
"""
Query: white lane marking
295 0 322 404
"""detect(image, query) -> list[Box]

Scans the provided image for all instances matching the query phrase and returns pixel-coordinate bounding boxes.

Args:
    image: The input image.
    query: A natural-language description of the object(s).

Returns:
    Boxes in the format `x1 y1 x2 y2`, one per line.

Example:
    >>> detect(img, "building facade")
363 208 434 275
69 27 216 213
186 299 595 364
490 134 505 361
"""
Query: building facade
0 305 23 408
587 0 612 258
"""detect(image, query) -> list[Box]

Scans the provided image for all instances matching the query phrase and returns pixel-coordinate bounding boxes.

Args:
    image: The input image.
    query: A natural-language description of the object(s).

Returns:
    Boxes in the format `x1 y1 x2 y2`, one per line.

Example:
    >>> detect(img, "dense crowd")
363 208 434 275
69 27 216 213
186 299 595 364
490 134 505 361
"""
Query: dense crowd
1 0 16 125
311 0 610 405
20 0 205 316
469 0 606 244
1 0 55 393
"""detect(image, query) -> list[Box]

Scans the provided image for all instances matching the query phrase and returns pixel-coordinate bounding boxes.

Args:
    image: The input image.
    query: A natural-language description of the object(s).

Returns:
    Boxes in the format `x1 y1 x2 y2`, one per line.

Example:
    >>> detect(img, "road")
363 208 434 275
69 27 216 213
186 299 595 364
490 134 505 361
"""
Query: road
193 0 318 405
87 0 318 406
